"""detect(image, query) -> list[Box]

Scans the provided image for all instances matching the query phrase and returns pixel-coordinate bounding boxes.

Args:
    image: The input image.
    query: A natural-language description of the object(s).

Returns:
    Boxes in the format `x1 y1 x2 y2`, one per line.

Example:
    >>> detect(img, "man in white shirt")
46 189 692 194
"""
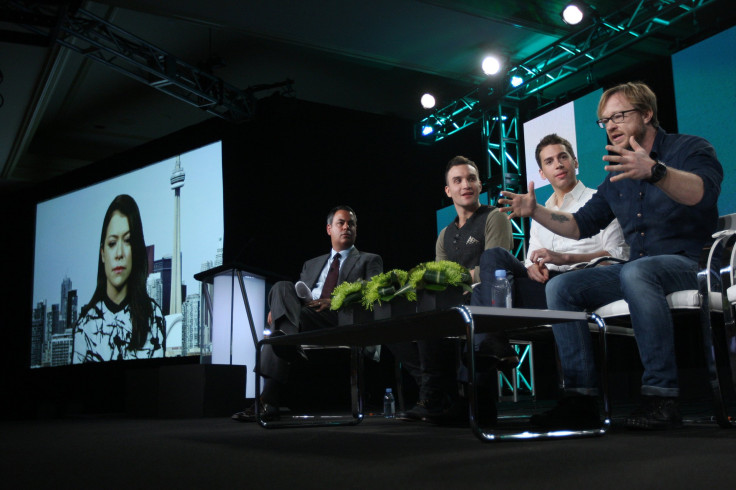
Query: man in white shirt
471 133 628 309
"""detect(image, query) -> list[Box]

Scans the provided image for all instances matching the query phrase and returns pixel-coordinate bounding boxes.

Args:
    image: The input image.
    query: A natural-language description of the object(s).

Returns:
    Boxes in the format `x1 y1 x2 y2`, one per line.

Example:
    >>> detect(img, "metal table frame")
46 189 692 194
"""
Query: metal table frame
256 305 610 442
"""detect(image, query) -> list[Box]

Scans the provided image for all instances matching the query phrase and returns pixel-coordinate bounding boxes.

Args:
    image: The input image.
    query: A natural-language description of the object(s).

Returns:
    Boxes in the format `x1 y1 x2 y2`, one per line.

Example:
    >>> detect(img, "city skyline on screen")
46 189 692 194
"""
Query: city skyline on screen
31 141 224 367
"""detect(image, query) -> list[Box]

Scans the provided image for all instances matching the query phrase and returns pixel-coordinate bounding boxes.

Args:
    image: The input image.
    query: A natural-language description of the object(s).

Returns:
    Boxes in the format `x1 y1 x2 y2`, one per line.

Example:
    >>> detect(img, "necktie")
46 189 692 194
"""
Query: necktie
320 254 341 299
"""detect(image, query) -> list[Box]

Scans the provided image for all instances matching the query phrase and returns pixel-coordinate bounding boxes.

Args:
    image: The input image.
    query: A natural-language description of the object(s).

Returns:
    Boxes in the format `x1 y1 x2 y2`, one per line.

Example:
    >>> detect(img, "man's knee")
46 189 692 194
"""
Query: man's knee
268 281 298 306
620 258 662 290
480 247 512 268
271 281 295 295
545 273 569 308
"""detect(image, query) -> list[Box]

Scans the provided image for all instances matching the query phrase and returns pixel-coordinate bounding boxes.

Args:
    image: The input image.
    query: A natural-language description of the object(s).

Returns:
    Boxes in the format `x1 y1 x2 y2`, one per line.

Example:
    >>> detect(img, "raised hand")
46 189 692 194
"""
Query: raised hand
603 135 655 183
498 181 538 219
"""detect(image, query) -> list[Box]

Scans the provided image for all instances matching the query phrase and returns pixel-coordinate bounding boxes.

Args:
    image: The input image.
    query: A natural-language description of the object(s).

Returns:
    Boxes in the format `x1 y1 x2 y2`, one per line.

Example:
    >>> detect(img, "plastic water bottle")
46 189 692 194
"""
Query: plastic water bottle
383 388 395 418
491 269 512 308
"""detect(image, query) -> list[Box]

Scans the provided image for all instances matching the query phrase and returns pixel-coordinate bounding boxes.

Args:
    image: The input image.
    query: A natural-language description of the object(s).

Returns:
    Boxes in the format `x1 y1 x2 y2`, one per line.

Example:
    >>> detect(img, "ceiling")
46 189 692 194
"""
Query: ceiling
1 0 734 186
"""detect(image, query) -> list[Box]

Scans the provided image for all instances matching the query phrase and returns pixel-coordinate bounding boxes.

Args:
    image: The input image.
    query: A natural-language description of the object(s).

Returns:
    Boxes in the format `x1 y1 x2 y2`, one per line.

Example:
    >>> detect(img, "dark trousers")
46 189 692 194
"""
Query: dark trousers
259 281 338 383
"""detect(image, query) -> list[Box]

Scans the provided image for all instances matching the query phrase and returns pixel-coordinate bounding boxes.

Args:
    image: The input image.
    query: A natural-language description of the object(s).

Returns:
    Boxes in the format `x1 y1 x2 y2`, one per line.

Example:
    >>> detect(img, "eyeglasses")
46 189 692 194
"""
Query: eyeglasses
596 109 638 129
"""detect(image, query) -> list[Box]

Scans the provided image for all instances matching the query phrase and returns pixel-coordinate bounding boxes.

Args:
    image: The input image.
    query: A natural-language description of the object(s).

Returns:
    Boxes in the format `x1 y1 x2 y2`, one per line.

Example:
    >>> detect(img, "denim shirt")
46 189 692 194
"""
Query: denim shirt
574 128 723 262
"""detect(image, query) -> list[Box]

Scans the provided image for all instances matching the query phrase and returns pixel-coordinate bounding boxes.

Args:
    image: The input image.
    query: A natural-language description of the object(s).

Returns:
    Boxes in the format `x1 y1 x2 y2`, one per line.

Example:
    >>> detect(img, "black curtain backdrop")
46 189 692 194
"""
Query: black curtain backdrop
1 94 481 417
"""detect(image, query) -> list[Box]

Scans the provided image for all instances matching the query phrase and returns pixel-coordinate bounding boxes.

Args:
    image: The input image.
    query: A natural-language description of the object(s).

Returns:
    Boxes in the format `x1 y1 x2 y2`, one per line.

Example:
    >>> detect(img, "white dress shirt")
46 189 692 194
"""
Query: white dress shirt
525 181 629 272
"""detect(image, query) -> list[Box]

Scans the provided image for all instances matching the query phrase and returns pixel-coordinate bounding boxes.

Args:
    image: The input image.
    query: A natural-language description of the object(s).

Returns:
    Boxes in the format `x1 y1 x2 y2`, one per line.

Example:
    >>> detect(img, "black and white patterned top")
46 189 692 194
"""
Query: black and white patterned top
73 297 166 363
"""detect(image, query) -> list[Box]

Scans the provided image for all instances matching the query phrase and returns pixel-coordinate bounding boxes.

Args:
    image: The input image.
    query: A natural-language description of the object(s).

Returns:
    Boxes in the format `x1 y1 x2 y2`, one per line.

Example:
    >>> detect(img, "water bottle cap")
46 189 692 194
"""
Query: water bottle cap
386 388 392 393
494 269 507 278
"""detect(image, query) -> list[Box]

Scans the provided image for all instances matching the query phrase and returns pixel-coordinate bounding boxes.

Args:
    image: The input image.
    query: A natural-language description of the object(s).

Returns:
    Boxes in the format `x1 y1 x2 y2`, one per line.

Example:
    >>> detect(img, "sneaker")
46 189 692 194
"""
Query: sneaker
231 400 280 422
530 395 601 430
626 396 683 430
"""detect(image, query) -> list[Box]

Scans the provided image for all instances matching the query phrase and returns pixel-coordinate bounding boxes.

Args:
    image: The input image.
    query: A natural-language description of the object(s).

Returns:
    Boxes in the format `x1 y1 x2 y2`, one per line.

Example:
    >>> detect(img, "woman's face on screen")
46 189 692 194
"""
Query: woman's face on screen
101 210 133 302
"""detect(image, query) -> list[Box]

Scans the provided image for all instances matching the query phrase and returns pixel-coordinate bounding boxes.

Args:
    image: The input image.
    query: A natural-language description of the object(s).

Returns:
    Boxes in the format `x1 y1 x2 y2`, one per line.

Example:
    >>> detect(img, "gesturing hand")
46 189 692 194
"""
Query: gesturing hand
603 136 656 183
498 181 538 219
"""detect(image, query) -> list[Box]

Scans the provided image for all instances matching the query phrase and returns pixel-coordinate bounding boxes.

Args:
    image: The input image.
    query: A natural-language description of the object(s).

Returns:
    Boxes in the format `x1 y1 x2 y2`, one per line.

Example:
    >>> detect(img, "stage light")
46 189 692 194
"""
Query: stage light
421 124 435 136
420 93 436 109
561 4 584 25
510 76 524 88
482 55 502 76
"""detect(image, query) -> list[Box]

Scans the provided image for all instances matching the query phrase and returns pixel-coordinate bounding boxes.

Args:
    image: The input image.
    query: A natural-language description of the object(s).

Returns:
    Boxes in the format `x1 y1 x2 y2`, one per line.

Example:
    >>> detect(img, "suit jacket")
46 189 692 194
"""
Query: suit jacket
299 247 383 289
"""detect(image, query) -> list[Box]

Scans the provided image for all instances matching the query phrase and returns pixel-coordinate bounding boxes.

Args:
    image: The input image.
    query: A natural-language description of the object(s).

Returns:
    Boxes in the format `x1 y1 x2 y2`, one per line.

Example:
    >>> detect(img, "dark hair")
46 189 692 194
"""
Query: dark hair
80 194 157 350
598 81 659 128
326 205 357 225
445 156 480 184
534 134 577 168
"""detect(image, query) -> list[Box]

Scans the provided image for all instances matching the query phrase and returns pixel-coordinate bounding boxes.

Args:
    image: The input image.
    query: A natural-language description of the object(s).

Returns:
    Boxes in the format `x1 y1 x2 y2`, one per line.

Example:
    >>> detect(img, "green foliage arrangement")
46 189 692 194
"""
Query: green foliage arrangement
361 269 416 310
408 260 473 293
329 280 365 311
329 261 471 312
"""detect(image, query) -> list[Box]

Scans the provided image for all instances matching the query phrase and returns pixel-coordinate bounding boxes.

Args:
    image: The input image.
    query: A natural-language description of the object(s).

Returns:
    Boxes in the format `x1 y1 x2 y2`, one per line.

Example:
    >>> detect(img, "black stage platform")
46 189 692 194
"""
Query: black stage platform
3 401 736 489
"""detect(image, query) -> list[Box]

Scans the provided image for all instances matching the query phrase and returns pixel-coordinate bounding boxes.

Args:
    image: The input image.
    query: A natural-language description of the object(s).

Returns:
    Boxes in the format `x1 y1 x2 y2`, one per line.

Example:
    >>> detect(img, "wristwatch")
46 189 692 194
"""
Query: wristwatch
647 160 667 184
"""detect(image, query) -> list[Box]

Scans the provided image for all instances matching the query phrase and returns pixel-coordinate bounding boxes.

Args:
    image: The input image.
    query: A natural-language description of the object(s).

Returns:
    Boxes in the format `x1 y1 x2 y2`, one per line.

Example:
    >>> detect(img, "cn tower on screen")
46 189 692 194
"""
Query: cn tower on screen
170 156 185 315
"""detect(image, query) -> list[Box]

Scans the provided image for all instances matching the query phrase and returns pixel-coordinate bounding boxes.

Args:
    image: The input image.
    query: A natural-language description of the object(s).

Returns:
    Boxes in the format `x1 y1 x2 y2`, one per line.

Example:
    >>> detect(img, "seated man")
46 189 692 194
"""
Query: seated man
471 133 628 311
501 82 723 430
234 205 383 421
393 155 513 424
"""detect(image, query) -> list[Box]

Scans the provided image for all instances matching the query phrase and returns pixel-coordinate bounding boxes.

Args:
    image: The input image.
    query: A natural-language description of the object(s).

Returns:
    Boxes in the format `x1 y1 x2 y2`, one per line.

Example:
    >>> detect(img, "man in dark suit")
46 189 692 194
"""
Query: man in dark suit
234 205 383 421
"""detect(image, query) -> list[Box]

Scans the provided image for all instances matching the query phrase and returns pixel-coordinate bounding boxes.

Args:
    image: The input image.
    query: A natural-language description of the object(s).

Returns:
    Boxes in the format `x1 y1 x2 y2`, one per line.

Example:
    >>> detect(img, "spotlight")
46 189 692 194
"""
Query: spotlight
421 125 435 136
510 76 524 88
481 55 502 76
420 93 436 109
561 4 584 25
561 2 596 26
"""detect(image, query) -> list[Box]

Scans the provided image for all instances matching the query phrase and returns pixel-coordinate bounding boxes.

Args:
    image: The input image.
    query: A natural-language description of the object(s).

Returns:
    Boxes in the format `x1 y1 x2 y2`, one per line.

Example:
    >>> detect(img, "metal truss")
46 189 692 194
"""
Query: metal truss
414 87 484 144
2 1 274 122
498 340 535 402
415 0 716 143
505 0 717 101
483 102 526 260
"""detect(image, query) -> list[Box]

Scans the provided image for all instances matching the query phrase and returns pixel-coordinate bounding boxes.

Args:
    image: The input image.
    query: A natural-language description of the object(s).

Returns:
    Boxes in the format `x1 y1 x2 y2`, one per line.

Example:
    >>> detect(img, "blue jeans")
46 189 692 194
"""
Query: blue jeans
545 254 698 397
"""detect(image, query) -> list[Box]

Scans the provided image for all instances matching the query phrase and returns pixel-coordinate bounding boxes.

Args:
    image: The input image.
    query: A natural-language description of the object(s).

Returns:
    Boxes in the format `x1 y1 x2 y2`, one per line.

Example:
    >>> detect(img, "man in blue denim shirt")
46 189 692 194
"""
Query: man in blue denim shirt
500 82 723 430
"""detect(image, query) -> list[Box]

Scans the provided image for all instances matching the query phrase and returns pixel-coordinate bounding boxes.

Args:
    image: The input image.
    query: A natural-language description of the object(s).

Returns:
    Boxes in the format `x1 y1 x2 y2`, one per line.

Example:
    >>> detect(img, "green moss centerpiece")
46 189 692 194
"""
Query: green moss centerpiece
409 260 472 312
362 269 417 320
330 280 372 325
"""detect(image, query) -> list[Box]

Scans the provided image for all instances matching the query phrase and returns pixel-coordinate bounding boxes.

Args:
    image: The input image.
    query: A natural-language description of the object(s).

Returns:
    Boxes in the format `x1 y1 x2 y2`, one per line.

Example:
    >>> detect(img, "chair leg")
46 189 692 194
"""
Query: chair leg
699 234 736 428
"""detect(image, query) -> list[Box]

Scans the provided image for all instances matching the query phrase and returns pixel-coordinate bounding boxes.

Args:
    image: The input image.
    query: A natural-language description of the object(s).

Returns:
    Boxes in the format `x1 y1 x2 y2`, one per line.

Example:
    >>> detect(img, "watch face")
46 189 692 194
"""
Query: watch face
650 161 666 183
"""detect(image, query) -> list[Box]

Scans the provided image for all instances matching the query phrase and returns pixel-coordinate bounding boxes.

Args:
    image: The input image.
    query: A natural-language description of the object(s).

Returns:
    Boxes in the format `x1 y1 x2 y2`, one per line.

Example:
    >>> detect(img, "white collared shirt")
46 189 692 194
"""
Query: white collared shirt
310 246 354 299
525 181 628 271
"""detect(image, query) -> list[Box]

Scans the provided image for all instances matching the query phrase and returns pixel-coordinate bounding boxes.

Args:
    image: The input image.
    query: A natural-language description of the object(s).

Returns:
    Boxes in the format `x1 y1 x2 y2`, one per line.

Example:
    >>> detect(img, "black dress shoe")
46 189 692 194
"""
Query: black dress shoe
475 332 520 373
269 330 308 362
398 393 454 423
626 396 682 430
232 401 280 422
